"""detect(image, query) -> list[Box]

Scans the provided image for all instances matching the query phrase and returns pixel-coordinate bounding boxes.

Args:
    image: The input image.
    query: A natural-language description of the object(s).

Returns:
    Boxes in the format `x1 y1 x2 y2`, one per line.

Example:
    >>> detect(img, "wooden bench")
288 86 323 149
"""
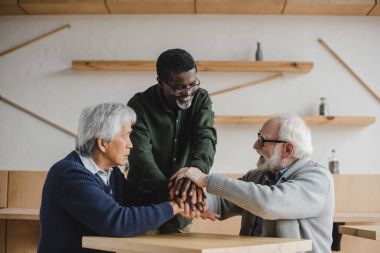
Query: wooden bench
0 170 46 253
1 171 380 253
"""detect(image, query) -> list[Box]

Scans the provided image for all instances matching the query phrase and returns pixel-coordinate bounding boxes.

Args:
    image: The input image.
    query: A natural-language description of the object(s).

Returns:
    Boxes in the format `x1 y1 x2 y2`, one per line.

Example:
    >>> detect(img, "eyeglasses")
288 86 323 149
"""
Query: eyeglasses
163 78 200 97
257 132 286 148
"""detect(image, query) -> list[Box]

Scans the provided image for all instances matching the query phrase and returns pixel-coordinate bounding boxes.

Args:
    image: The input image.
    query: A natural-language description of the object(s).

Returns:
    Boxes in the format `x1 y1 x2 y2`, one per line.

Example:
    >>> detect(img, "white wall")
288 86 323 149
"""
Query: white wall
0 15 379 174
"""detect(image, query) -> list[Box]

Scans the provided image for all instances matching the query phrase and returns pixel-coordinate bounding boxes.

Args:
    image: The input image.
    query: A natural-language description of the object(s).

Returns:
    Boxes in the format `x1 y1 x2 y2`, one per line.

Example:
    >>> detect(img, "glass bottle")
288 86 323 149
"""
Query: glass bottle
255 42 263 61
319 97 329 116
328 149 340 174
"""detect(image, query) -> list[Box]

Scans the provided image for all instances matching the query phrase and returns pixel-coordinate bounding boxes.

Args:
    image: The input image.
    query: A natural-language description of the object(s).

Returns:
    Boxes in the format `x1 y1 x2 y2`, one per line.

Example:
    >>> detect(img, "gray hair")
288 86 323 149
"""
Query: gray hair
275 114 313 158
76 103 136 156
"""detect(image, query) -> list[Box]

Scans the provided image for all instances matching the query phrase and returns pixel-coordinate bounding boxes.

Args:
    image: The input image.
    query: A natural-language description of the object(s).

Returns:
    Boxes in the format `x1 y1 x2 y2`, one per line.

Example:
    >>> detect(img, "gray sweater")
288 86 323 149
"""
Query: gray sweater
206 158 334 253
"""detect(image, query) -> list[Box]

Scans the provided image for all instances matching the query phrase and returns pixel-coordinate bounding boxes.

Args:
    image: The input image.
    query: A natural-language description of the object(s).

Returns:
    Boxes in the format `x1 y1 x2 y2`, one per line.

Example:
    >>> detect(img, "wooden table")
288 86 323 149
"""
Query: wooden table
339 225 380 241
82 233 312 253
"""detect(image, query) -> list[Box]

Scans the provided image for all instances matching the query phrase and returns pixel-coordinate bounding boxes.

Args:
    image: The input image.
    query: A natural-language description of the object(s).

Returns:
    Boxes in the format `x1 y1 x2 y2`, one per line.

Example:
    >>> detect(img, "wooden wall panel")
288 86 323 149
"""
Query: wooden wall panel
0 171 8 208
0 0 26 15
196 0 285 14
0 220 5 253
333 174 380 213
19 0 109 14
6 220 39 253
7 171 47 209
107 0 194 14
284 0 375 16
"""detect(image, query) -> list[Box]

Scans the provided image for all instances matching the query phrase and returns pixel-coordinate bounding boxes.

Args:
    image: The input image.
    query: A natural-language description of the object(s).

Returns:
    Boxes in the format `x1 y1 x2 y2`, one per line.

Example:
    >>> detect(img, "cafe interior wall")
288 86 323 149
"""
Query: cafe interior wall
0 14 379 174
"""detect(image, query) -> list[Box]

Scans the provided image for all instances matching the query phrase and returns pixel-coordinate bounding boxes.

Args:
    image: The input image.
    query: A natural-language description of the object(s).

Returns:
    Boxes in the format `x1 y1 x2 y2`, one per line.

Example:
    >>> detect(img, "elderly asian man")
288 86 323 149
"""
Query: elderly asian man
172 114 334 253
38 103 183 253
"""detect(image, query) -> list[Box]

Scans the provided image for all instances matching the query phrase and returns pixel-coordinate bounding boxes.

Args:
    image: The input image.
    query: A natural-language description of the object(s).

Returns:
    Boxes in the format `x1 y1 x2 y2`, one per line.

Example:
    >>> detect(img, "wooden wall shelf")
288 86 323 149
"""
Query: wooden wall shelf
214 115 376 126
72 60 313 73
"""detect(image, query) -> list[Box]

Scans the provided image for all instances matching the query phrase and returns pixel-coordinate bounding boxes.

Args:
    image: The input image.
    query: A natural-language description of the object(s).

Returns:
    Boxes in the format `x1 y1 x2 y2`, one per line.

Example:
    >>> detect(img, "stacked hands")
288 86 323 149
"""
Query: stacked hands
168 167 220 221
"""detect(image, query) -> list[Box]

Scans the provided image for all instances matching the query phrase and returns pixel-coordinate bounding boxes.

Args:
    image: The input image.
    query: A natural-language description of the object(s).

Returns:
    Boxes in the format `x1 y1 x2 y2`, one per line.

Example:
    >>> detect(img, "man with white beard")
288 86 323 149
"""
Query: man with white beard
171 114 334 253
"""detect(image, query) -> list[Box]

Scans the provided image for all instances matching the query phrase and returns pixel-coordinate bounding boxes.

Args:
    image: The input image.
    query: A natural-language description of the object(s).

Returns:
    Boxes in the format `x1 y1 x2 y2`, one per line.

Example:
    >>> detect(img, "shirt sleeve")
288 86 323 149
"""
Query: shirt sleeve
187 91 217 173
206 191 242 220
206 166 333 220
57 169 174 237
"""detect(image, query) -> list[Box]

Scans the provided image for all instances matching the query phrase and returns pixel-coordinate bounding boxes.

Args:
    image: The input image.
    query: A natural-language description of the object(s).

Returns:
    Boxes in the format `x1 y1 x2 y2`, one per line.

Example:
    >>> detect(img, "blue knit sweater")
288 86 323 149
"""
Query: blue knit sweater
38 151 174 253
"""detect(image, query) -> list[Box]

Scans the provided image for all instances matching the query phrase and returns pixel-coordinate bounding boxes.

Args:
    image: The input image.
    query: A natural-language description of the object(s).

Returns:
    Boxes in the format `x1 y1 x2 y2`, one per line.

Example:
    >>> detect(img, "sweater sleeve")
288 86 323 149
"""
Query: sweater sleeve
206 165 333 220
187 91 217 173
57 168 174 237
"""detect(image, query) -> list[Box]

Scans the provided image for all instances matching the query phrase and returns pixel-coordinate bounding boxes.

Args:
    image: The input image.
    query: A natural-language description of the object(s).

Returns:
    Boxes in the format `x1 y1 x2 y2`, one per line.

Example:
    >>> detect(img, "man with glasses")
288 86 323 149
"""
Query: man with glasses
127 48 217 233
171 115 334 253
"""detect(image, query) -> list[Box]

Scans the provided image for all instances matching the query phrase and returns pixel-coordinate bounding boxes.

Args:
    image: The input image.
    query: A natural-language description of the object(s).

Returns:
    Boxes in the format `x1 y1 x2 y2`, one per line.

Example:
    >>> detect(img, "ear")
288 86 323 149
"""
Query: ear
96 138 108 153
157 77 164 88
283 142 295 158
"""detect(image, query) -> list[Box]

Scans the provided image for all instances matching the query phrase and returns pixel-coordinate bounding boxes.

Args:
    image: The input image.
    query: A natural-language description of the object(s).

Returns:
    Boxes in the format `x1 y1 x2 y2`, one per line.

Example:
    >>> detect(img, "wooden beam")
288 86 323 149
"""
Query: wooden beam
107 0 194 14
214 115 376 126
283 0 375 16
0 94 77 138
196 0 285 14
0 24 70 57
72 60 314 73
318 38 380 103
19 0 109 14
209 73 282 96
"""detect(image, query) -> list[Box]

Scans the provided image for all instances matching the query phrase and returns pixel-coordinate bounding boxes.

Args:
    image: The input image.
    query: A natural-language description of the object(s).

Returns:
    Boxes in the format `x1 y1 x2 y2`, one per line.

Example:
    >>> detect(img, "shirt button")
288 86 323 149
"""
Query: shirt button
173 157 176 162
176 119 179 124
174 138 178 142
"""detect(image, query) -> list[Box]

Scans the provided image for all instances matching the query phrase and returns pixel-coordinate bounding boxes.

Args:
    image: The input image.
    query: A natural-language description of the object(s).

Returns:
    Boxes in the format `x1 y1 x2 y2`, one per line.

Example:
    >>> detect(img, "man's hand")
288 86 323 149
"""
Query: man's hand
170 167 208 188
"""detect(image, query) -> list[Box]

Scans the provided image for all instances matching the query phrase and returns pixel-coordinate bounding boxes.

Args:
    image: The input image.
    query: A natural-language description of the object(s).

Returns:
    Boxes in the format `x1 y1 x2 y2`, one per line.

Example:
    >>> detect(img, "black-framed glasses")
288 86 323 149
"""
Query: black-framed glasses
163 78 200 97
257 132 286 148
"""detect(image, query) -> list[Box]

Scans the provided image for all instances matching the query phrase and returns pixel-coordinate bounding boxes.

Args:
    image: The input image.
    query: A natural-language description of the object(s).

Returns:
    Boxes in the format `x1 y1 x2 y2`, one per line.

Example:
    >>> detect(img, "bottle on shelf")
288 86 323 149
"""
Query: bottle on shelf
328 149 340 174
319 97 329 116
255 42 263 61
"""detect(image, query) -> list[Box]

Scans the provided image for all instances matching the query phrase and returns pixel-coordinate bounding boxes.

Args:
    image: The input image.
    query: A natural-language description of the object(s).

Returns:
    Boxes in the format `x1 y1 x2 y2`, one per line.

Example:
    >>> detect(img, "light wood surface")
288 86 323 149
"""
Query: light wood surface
214 115 376 126
334 174 380 213
19 0 109 14
340 225 380 240
7 171 47 208
83 233 312 253
283 0 375 15
334 212 380 222
0 208 39 220
6 220 39 253
107 0 194 14
72 60 314 73
0 171 8 208
196 0 285 14
0 0 26 15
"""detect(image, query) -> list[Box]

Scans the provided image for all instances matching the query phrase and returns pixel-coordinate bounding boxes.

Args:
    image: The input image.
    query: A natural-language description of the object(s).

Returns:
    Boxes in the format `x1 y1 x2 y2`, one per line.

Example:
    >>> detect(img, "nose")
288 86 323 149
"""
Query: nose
253 139 260 150
127 138 133 149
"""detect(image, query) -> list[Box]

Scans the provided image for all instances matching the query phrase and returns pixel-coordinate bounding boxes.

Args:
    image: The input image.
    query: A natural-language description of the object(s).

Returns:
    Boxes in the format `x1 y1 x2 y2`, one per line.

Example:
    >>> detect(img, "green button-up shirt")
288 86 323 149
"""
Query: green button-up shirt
127 85 217 228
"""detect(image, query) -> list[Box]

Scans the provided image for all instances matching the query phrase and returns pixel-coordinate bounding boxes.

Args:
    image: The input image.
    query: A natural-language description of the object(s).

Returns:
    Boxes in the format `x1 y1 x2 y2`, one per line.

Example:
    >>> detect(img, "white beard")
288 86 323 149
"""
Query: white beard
257 144 282 171
176 96 193 110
